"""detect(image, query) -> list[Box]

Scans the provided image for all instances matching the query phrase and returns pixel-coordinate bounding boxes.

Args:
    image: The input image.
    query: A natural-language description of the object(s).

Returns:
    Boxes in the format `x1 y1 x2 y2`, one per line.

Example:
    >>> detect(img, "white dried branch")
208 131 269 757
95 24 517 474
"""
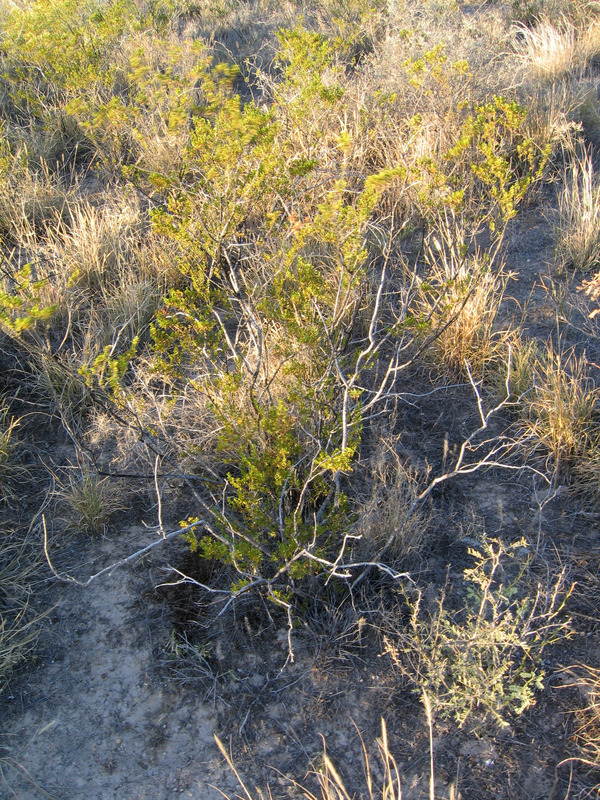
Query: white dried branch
43 517 206 587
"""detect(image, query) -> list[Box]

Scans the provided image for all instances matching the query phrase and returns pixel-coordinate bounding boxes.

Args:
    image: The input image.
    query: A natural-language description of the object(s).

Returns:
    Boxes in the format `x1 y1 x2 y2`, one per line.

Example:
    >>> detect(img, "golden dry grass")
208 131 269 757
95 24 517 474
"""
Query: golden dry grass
515 17 578 82
523 346 599 473
555 147 600 273
58 468 125 536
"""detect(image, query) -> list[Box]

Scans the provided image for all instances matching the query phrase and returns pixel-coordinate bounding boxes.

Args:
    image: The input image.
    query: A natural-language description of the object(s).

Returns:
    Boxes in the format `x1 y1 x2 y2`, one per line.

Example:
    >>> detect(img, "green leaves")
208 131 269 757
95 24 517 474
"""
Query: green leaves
315 446 356 475
79 337 139 396
386 537 571 727
3 0 140 91
445 96 551 229
143 30 382 588
276 28 344 104
0 265 56 335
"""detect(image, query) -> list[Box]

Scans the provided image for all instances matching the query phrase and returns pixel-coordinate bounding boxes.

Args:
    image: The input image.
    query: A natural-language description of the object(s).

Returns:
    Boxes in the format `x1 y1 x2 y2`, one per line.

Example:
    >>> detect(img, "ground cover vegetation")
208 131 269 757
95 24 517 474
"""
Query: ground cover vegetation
3 0 600 796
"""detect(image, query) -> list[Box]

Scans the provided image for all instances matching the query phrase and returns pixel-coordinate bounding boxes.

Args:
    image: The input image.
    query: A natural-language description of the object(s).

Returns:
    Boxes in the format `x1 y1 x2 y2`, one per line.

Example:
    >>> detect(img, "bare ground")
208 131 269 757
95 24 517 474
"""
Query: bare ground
1 531 223 800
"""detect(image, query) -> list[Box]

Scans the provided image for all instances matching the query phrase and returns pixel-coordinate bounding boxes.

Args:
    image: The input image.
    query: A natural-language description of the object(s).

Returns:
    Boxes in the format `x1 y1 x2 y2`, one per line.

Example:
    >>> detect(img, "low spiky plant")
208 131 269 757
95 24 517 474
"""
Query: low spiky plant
384 536 571 728
59 469 124 536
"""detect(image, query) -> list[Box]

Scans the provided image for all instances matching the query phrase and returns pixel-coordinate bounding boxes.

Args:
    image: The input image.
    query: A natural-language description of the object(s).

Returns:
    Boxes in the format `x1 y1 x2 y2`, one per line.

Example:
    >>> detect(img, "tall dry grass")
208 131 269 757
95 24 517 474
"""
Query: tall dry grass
555 147 600 273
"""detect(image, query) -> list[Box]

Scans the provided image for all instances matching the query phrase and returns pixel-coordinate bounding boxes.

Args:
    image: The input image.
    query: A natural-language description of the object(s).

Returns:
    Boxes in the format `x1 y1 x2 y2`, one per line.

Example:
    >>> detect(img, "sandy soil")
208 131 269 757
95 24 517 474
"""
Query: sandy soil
1 530 228 800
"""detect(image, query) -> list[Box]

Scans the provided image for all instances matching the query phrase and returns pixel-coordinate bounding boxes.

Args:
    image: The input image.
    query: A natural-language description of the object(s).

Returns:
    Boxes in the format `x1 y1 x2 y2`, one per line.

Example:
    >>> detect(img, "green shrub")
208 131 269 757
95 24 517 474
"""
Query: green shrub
2 0 139 93
138 29 555 617
384 536 572 727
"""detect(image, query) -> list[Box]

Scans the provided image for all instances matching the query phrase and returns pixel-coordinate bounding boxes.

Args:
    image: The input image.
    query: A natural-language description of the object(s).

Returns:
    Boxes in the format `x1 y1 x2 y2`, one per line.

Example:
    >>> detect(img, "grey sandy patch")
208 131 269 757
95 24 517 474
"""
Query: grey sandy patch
1 532 226 800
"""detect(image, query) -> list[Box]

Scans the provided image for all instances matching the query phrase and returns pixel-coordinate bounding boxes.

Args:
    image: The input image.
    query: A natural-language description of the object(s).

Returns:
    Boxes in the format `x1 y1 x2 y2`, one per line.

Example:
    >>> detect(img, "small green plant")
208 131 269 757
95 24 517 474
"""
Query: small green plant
384 536 571 728
442 95 552 234
0 264 57 336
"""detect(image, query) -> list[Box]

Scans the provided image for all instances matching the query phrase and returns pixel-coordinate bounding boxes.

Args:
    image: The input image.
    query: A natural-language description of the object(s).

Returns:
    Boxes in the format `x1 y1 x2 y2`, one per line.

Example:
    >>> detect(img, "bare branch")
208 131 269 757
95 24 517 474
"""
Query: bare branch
43 517 205 587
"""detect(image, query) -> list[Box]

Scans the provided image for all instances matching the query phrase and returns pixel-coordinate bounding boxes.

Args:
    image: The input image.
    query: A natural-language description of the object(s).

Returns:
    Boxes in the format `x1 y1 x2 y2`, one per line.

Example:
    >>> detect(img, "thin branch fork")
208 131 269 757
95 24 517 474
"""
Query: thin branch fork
352 354 549 590
43 518 206 587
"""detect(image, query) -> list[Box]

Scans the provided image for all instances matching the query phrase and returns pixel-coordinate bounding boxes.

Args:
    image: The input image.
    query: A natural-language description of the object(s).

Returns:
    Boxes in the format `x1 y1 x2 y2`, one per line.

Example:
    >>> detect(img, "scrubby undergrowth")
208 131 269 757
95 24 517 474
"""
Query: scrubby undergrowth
2 0 600 796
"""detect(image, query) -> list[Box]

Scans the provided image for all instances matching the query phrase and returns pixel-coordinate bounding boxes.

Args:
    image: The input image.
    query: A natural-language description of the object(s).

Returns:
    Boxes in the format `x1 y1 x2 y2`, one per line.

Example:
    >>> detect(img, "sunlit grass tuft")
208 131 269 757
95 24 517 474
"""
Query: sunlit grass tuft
523 346 599 474
555 147 600 273
59 469 124 536
515 17 578 82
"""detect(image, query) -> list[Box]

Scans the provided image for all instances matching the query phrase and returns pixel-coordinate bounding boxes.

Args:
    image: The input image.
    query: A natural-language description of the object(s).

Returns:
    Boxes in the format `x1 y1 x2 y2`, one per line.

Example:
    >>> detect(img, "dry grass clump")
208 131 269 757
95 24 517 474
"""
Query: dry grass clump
0 405 23 505
35 348 98 428
23 191 165 427
514 17 578 82
0 521 46 691
49 197 144 294
514 6 600 80
85 408 152 475
554 147 600 273
502 335 542 406
43 195 161 353
580 266 600 322
357 443 431 566
561 664 600 790
415 251 514 381
571 431 600 494
511 0 595 26
355 28 477 177
215 718 404 800
58 467 125 536
510 9 600 147
130 379 225 474
578 17 600 62
102 277 160 346
0 146 71 248
523 346 599 473
484 331 540 405
370 0 507 95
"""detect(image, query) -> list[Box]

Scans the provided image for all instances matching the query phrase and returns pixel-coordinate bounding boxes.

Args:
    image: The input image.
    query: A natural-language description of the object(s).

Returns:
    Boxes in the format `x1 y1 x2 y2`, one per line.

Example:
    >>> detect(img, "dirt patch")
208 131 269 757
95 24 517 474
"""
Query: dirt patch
1 531 224 800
